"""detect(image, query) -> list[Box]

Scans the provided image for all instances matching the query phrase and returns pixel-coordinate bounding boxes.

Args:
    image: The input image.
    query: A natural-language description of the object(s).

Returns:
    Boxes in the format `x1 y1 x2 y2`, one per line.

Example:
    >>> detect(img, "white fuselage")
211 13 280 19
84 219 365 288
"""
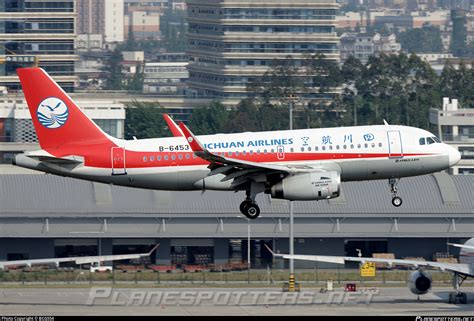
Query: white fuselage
15 124 460 192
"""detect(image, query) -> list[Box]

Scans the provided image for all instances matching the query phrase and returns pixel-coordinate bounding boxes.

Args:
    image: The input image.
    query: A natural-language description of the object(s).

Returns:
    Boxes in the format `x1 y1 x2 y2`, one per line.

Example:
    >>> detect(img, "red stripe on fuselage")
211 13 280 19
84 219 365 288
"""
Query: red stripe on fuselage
72 150 432 169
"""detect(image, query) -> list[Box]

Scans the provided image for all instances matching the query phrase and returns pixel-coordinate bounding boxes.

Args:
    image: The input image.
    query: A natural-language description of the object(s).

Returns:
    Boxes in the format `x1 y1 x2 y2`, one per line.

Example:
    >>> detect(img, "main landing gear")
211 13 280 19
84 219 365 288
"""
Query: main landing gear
448 272 468 304
239 182 264 219
389 178 403 207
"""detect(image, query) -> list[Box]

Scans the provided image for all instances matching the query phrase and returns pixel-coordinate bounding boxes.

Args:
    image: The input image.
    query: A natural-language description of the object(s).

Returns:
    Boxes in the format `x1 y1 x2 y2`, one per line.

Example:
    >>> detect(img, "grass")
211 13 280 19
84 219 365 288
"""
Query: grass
0 268 460 288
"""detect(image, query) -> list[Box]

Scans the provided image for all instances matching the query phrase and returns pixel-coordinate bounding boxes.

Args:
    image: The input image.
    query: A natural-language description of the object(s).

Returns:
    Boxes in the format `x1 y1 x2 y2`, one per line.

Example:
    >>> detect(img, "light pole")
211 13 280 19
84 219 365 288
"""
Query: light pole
247 218 251 283
288 97 296 292
236 216 251 283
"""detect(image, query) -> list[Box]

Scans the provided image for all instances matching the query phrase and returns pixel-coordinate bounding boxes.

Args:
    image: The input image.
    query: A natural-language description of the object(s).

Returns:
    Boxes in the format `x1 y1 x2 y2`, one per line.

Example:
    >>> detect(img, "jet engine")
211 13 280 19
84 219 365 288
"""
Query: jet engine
270 171 340 201
408 270 432 295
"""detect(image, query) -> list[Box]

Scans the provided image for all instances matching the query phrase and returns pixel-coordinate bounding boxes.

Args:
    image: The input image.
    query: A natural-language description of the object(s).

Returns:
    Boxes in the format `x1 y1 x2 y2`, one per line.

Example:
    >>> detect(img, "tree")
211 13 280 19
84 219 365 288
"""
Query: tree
124 101 171 139
103 48 124 90
126 62 144 92
188 102 231 135
398 26 443 53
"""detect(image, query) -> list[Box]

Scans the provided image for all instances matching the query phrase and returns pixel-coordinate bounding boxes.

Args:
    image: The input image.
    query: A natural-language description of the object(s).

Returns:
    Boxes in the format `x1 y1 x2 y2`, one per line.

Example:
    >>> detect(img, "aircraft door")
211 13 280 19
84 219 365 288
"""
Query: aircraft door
387 131 403 158
111 147 127 175
277 145 285 160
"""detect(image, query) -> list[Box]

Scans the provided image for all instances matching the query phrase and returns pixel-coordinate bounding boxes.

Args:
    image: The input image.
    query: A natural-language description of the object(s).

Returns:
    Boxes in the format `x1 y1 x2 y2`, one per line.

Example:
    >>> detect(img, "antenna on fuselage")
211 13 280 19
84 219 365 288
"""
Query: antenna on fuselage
383 119 389 125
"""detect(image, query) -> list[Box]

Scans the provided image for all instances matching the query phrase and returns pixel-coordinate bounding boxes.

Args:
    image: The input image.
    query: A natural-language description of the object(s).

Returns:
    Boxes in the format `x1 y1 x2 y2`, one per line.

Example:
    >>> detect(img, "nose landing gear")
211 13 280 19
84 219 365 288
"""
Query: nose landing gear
389 178 403 207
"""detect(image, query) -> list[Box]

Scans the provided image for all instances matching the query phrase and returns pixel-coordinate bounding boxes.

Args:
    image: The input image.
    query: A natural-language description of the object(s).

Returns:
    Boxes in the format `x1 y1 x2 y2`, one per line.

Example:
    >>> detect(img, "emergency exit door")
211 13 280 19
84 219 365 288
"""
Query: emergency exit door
111 147 127 175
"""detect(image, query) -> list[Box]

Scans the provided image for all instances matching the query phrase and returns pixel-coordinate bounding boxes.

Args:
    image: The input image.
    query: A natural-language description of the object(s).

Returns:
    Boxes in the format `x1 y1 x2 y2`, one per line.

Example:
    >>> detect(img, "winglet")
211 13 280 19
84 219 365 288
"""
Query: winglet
264 244 281 257
163 114 183 137
146 243 160 256
178 122 205 153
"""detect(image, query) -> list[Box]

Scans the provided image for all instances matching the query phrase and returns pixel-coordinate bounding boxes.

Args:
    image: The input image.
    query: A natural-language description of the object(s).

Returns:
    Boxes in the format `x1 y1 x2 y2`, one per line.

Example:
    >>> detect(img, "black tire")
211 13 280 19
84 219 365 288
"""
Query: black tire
240 200 252 215
243 203 260 219
449 293 454 304
392 196 402 207
460 293 468 304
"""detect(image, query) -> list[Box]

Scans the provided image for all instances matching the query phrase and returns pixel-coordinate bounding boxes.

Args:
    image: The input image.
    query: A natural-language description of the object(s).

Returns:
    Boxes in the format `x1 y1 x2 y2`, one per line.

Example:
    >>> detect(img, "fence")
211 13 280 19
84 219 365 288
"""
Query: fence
0 266 460 286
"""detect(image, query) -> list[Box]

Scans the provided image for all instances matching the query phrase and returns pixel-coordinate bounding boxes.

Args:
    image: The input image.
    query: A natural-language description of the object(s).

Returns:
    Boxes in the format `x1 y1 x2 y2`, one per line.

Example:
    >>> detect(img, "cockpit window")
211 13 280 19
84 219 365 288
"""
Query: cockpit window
420 136 442 145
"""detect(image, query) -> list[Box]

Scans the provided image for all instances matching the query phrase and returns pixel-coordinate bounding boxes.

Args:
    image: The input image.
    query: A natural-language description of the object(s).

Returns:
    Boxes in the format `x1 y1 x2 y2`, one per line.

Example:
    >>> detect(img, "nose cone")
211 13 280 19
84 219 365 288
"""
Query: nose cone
448 146 461 167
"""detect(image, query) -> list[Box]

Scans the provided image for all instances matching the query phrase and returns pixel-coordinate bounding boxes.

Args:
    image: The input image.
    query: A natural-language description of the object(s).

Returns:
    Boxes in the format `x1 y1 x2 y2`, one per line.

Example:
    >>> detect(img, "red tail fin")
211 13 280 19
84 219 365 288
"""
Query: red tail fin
17 68 110 150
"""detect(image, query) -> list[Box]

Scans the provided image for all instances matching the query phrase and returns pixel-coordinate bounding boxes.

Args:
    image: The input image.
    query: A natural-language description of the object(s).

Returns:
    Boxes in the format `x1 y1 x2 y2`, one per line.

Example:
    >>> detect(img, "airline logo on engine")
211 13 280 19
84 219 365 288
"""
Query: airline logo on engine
37 97 69 129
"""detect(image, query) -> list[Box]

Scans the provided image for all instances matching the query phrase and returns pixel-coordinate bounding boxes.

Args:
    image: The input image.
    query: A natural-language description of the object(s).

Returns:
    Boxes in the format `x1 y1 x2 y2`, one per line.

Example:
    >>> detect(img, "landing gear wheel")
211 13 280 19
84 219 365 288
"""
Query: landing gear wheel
392 196 403 207
241 203 260 219
240 200 252 214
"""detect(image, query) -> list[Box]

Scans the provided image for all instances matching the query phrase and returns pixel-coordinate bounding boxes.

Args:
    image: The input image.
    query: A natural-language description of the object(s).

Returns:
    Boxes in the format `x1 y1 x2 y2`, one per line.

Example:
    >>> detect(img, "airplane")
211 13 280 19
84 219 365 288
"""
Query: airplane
14 67 461 219
0 244 158 271
266 239 474 304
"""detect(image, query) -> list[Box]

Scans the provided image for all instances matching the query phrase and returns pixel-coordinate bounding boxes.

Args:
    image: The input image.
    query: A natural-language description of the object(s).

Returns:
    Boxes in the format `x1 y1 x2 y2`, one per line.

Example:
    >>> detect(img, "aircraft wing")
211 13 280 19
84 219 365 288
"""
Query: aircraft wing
0 244 159 269
448 243 474 250
266 245 472 276
178 122 327 188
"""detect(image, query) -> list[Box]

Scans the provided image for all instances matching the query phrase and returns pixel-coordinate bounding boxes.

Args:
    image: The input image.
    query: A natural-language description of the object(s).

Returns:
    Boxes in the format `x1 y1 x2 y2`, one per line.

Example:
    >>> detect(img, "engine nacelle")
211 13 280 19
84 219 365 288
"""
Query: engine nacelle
270 171 341 201
408 270 432 295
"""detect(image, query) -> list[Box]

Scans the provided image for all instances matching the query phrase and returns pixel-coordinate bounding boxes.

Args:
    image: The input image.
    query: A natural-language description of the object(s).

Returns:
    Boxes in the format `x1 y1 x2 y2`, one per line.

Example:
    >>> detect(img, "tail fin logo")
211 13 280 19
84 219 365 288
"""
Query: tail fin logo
36 97 69 129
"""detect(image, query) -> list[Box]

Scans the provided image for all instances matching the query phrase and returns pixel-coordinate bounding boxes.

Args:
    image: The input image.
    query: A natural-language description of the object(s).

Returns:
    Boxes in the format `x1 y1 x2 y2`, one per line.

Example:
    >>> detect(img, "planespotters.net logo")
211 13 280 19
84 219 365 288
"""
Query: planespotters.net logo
416 317 474 321
36 97 69 129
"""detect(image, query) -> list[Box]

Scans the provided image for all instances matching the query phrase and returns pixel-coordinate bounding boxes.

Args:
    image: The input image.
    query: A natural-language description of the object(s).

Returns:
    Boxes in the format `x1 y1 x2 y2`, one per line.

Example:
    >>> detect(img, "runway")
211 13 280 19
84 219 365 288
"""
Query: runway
0 286 473 315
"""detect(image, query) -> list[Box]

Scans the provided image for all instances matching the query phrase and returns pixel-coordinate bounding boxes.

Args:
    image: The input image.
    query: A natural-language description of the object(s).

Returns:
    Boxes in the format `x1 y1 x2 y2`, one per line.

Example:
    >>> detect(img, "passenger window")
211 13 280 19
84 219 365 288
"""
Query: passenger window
343 145 347 149
164 155 169 161
350 144 354 149
371 143 376 148
229 152 233 156
192 154 197 159
264 149 267 154
271 149 275 153
290 148 294 153
301 147 305 152
336 145 340 150
315 146 319 151
171 155 176 160
378 143 382 147
364 143 368 148
307 147 311 152
419 138 426 145
178 154 183 160
329 145 333 150
150 156 154 161
249 150 253 155
185 154 190 159
322 146 326 151
357 144 361 148
143 156 147 162
243 150 247 155
158 156 162 161
257 150 261 154
427 137 435 145
235 151 239 156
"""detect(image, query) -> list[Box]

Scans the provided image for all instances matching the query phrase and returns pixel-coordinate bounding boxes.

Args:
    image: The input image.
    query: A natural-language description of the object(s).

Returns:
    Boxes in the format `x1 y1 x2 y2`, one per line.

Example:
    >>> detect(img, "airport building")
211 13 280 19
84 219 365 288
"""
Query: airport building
185 0 340 102
0 173 471 268
430 98 474 175
0 0 77 91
